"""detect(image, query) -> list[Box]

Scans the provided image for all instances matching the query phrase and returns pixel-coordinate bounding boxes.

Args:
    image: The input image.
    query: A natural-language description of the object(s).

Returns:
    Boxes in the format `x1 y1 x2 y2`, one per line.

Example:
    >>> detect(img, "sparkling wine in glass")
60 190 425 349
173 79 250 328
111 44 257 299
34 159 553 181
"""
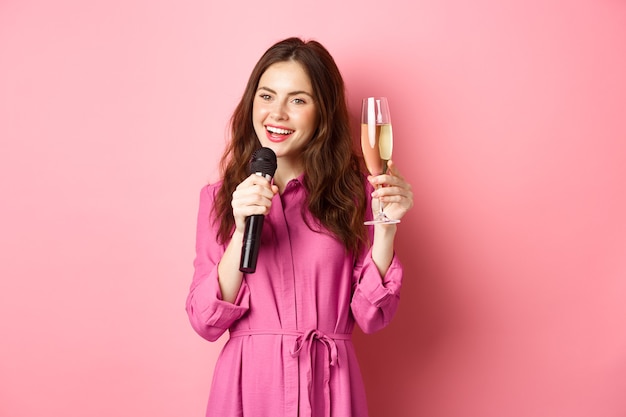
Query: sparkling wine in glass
361 97 400 225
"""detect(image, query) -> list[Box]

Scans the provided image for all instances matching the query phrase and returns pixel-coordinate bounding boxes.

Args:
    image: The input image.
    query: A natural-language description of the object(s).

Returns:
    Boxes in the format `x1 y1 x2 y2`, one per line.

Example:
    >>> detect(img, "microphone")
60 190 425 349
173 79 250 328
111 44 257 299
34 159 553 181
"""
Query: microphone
239 147 277 273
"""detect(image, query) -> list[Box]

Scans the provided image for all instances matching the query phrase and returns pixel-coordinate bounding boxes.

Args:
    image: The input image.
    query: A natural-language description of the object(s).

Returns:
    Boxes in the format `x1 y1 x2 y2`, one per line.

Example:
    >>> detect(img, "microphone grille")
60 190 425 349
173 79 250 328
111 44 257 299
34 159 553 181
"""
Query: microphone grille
249 147 277 177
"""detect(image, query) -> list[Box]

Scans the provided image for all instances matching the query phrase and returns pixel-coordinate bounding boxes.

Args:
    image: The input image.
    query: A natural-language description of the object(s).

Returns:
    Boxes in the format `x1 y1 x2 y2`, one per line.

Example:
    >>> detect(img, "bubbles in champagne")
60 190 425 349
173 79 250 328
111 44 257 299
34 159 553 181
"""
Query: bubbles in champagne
361 123 393 175
378 124 393 161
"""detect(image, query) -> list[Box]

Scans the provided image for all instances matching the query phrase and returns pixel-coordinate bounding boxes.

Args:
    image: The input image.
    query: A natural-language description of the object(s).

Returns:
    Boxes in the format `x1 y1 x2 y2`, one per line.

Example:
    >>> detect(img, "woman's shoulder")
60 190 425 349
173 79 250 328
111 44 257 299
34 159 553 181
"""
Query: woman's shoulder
198 180 225 202
359 171 375 193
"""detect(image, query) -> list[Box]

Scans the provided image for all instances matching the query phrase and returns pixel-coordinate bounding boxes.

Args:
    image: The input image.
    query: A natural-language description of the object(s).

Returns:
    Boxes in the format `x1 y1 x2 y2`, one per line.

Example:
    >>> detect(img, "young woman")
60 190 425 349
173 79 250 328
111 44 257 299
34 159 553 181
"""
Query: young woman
186 37 413 417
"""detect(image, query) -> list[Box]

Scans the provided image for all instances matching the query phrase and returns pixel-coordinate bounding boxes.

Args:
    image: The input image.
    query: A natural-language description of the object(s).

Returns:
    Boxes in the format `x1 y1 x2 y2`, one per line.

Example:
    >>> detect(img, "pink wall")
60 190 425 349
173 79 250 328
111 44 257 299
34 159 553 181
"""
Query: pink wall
1 0 625 416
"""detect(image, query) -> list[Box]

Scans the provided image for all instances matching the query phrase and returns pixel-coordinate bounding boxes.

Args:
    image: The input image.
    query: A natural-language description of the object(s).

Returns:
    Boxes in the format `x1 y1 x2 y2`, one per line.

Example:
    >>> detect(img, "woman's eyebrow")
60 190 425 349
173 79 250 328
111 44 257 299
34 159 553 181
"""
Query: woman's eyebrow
257 86 313 97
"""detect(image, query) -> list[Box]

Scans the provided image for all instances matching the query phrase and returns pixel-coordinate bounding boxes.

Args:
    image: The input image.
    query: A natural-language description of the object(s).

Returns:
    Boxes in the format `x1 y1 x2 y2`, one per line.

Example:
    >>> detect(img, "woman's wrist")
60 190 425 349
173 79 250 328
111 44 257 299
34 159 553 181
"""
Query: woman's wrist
374 223 397 240
371 224 396 277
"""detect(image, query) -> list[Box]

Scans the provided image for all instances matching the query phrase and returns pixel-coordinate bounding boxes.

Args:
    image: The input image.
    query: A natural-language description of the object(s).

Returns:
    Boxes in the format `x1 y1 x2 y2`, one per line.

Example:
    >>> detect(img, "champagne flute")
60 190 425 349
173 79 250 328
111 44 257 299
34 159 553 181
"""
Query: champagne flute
361 97 400 225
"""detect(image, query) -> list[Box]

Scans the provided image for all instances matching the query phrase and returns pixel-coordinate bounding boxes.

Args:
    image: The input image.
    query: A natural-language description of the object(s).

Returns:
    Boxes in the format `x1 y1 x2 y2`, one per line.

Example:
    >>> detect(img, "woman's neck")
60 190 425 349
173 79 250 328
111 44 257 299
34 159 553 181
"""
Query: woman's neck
273 159 304 194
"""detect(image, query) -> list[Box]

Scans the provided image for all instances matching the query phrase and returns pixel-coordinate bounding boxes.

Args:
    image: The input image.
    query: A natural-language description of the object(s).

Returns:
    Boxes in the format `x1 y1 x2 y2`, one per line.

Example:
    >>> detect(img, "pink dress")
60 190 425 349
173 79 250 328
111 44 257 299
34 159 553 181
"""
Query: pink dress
186 176 403 417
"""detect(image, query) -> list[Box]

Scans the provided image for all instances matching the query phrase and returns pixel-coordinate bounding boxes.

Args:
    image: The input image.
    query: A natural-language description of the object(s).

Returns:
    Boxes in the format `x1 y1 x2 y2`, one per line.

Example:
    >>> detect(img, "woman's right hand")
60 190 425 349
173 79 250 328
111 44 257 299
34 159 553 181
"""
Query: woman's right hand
218 174 277 302
231 174 279 233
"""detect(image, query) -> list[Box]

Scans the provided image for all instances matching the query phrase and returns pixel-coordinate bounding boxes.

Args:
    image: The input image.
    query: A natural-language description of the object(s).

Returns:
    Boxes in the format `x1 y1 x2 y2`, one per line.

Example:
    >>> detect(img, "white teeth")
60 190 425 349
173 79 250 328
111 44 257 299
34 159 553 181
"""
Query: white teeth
266 126 294 135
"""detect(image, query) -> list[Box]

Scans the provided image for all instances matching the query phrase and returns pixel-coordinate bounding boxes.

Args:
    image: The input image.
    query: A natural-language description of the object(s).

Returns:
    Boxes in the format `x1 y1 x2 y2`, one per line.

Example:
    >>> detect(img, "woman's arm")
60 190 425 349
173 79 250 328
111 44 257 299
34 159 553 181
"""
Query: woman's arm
185 185 250 341
369 160 413 276
217 173 278 303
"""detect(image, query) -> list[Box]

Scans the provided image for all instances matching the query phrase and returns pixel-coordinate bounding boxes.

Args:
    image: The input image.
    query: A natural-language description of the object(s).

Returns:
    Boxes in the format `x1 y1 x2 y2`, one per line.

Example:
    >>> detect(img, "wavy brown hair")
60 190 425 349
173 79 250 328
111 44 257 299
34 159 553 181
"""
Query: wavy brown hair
213 37 367 253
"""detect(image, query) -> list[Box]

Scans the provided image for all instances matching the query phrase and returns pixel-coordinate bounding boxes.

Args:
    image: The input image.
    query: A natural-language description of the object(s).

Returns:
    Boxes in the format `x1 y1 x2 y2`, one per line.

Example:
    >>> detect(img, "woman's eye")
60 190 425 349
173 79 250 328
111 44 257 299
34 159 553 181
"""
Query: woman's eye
292 98 306 104
259 94 272 100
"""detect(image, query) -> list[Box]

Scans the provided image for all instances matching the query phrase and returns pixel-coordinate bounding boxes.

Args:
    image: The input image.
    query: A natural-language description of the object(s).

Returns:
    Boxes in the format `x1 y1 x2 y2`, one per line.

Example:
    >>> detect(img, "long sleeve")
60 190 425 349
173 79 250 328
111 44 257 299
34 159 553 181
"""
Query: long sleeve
351 246 403 334
185 184 250 342
350 178 404 334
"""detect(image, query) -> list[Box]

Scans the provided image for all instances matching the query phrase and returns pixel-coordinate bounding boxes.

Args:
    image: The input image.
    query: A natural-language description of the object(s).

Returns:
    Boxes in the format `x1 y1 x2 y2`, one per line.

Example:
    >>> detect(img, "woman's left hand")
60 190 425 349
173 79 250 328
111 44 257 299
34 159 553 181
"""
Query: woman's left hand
368 160 414 222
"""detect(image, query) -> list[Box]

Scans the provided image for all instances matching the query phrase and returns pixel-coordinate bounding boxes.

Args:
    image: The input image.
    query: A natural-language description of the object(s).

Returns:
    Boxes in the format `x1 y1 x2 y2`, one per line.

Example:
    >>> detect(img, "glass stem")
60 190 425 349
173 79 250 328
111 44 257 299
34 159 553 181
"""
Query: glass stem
377 185 385 217
378 160 389 217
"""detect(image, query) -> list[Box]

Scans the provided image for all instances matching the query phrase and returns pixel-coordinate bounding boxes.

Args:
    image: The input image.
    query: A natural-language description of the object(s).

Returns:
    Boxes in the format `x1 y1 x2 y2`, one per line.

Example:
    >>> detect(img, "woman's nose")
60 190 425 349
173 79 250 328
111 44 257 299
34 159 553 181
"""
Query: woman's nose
270 101 288 120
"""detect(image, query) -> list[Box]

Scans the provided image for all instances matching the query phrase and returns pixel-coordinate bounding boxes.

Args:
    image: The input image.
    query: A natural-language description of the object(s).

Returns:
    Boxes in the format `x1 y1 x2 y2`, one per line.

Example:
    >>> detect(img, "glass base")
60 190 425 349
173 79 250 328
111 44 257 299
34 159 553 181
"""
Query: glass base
364 213 401 225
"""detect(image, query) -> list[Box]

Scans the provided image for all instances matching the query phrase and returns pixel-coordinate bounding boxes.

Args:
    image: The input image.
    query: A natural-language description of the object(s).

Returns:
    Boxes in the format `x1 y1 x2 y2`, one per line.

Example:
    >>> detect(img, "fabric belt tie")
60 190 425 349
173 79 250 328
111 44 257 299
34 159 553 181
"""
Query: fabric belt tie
230 329 351 417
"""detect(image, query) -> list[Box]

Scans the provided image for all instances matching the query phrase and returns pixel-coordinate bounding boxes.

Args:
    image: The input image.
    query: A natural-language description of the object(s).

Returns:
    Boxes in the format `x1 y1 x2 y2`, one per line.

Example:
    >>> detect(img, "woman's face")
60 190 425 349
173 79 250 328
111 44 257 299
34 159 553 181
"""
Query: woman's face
252 60 318 169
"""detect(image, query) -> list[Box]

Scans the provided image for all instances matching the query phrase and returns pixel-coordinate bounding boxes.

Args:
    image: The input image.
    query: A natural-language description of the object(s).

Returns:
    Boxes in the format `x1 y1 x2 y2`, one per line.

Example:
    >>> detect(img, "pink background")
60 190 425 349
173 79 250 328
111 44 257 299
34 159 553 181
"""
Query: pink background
1 0 625 416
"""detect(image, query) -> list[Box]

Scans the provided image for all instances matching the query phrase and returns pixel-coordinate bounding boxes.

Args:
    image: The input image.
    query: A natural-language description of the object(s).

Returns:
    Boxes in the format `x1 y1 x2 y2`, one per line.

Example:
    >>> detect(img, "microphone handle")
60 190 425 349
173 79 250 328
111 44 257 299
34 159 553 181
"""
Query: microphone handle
239 214 264 273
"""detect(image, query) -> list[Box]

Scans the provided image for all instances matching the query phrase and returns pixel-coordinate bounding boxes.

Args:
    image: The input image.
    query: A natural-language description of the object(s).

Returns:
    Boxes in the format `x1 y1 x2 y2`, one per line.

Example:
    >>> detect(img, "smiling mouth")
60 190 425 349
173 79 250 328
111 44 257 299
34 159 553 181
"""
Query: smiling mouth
266 126 294 135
